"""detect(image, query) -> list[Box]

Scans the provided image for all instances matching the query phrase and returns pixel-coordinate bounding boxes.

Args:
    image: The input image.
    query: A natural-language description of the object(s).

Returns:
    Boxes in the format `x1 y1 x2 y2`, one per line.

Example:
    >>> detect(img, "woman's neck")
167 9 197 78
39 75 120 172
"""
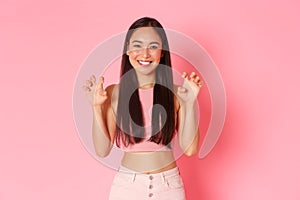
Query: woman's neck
136 74 155 89
139 82 155 89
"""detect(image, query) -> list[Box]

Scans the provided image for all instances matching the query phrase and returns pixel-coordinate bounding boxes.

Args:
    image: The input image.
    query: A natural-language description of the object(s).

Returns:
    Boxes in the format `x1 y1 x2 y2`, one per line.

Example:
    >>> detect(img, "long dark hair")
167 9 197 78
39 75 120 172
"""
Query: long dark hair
116 17 175 148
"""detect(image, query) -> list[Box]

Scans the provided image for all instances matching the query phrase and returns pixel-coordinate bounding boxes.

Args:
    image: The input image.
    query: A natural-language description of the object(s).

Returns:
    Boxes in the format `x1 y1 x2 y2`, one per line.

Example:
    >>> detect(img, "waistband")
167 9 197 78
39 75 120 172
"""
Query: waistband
117 165 180 183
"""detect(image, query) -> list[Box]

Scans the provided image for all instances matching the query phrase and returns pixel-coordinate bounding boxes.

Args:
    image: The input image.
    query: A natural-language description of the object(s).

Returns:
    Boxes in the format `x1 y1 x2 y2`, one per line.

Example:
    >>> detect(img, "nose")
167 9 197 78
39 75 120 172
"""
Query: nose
141 48 150 58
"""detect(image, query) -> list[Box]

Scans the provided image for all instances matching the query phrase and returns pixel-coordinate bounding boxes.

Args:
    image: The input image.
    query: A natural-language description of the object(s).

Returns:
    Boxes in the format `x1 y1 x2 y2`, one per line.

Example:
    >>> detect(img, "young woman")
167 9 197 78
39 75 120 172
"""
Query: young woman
83 17 203 200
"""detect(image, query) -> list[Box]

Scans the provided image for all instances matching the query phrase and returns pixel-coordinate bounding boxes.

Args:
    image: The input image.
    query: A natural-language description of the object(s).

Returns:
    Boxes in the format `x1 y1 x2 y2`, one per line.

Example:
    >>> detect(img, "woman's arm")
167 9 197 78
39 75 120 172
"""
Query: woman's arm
176 101 199 156
92 104 115 157
176 72 203 156
83 76 116 157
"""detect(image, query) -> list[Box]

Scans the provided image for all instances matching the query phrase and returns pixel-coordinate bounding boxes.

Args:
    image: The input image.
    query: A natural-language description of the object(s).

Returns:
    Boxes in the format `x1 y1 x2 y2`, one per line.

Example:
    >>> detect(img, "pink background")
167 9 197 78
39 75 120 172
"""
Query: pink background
1 0 299 199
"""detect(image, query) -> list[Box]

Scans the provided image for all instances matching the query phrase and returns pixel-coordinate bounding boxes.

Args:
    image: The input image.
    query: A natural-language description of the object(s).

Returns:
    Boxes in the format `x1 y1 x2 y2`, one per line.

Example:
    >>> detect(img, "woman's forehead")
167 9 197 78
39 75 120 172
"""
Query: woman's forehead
129 27 162 43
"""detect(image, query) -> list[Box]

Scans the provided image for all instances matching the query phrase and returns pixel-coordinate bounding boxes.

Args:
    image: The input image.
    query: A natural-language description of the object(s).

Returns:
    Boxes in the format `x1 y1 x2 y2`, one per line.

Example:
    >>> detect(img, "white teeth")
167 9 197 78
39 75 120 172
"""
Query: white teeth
138 61 151 65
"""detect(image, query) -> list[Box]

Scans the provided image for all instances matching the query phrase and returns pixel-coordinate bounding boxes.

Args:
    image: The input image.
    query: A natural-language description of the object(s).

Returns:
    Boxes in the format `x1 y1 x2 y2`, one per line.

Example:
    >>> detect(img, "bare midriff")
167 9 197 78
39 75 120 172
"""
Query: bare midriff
121 151 177 174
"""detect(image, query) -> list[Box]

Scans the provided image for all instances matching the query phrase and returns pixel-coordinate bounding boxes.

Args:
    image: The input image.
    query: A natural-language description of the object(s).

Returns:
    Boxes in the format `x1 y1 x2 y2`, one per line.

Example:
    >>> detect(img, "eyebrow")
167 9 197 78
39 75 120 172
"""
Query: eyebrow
131 40 161 45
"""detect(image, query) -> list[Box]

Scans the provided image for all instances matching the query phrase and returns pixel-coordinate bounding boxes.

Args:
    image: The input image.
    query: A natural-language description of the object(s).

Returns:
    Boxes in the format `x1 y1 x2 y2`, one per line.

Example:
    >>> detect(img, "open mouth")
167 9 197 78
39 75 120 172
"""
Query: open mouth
138 60 152 66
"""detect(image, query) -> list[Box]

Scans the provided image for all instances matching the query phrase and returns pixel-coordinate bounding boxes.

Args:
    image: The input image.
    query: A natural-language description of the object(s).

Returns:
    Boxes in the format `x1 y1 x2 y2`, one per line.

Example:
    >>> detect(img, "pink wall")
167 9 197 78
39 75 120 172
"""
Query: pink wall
1 0 300 199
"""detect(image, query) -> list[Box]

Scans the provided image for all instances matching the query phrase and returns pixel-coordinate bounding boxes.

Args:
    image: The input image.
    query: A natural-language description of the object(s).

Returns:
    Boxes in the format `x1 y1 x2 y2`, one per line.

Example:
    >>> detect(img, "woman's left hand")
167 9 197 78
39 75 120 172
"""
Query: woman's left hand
177 72 203 103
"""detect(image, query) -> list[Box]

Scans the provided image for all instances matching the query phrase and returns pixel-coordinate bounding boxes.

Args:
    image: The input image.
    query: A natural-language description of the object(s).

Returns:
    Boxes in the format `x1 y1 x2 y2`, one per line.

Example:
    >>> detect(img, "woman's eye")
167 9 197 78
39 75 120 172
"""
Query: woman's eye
149 46 158 49
133 44 142 48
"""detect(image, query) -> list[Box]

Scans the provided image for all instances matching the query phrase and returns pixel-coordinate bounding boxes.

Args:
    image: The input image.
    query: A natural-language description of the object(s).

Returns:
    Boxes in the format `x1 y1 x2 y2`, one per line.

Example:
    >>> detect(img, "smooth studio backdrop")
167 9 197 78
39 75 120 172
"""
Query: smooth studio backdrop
1 0 299 199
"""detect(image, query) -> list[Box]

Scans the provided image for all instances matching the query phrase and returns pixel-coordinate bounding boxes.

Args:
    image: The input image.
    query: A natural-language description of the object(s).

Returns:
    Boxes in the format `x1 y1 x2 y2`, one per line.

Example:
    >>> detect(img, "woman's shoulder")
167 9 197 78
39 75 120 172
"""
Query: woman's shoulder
105 84 119 103
105 84 119 111
173 84 180 91
105 84 120 96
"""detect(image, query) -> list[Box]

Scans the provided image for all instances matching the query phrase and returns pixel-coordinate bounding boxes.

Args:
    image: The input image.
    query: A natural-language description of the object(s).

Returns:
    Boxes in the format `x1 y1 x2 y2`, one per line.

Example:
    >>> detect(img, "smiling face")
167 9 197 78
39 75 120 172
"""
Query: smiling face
126 27 163 77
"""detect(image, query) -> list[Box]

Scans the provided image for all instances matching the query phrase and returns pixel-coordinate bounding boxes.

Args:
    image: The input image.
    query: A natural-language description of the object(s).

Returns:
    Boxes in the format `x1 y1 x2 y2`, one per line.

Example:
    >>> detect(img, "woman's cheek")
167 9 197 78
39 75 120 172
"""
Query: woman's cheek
152 52 162 63
128 51 139 59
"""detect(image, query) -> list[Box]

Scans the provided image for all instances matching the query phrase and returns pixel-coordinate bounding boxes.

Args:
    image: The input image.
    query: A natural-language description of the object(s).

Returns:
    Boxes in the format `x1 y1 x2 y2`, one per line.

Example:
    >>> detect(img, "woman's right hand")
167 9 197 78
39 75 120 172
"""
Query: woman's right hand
82 75 108 107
